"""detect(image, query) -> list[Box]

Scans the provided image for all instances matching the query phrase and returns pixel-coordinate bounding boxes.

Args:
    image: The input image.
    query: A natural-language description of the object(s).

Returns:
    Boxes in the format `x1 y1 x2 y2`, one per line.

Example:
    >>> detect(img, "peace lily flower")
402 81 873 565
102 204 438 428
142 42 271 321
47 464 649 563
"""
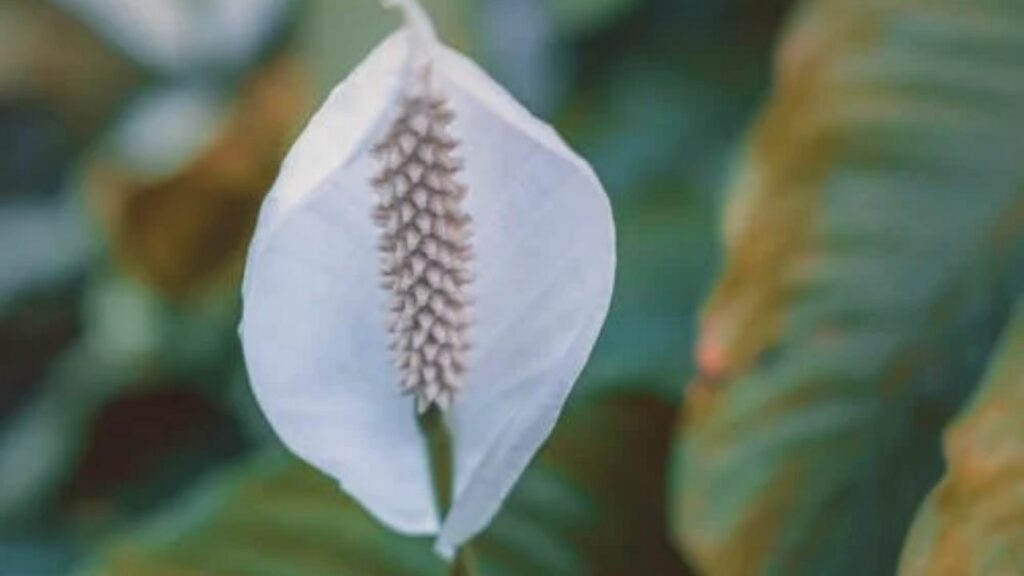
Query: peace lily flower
239 0 615 557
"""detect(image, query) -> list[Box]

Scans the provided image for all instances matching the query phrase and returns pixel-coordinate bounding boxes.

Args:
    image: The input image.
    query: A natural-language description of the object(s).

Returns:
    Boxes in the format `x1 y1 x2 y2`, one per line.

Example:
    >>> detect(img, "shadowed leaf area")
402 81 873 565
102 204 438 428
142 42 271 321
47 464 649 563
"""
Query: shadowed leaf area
82 392 691 576
674 0 1024 574
898 301 1024 576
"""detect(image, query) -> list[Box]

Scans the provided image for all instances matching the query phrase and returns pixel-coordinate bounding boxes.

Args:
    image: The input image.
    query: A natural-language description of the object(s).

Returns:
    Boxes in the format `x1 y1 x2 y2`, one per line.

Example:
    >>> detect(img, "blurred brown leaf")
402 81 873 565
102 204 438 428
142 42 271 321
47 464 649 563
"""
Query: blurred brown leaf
693 1 874 381
898 301 1024 576
0 0 141 142
90 55 309 299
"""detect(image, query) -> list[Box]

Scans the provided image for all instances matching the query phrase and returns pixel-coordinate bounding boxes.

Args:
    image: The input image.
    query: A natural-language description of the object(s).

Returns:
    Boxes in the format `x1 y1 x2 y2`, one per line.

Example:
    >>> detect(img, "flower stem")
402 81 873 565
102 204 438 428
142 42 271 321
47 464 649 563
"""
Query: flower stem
452 547 479 576
418 408 478 576
419 408 453 513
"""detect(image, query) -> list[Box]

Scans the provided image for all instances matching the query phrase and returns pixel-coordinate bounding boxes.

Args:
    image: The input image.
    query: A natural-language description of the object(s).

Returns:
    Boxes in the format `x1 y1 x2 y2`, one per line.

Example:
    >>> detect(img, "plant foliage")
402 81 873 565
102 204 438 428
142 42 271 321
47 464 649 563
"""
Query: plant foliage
674 0 1024 574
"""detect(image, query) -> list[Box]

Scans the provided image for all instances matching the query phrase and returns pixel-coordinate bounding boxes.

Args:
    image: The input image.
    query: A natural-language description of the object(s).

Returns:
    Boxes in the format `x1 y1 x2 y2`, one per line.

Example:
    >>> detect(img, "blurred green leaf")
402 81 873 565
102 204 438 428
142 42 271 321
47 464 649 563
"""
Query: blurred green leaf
0 282 80 418
0 537 79 576
471 393 690 576
584 186 716 401
0 339 130 526
82 392 690 576
572 66 752 199
0 199 91 309
478 0 566 115
0 271 244 527
673 0 1024 575
0 51 305 526
548 0 639 34
298 0 476 102
898 301 1024 576
81 450 448 576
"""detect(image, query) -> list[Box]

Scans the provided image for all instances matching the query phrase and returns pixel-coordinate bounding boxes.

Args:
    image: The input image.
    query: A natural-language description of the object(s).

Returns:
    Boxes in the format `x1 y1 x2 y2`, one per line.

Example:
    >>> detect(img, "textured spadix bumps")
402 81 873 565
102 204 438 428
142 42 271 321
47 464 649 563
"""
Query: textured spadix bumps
239 1 614 558
372 79 474 412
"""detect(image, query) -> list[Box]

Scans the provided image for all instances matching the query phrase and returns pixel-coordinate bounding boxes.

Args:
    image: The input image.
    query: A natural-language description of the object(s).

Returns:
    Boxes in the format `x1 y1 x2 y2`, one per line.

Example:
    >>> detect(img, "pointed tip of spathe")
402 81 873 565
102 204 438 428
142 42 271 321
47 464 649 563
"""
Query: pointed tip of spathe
380 0 439 52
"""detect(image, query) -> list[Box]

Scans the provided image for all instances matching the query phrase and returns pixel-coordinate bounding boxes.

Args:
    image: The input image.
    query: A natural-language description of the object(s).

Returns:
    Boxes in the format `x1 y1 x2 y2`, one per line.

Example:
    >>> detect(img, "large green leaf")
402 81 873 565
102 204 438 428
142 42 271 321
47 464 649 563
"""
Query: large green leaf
585 186 717 401
898 301 1024 576
82 392 690 576
673 0 1024 575
547 0 639 34
83 450 447 576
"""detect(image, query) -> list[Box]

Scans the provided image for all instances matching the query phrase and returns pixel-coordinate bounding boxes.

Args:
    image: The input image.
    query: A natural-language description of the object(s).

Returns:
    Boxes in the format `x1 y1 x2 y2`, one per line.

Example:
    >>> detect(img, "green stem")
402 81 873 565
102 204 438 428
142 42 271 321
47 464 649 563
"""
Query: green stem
419 408 453 514
418 409 478 576
452 547 479 576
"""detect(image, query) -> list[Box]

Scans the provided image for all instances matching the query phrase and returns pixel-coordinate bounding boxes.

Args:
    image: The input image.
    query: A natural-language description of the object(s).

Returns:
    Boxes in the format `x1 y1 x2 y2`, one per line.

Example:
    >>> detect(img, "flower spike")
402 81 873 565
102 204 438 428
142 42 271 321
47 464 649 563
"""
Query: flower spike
370 71 474 414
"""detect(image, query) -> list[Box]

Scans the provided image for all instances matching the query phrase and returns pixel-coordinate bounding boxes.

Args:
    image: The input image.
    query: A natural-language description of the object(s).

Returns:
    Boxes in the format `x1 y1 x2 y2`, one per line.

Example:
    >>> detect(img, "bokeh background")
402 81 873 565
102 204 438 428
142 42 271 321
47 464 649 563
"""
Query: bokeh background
2 1 1022 575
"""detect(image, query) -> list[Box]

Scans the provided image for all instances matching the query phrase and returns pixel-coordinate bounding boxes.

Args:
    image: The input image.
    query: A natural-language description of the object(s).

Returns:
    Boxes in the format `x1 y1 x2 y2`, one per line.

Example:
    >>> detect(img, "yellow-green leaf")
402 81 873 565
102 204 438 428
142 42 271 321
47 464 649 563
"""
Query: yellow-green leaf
898 301 1024 576
674 0 1024 574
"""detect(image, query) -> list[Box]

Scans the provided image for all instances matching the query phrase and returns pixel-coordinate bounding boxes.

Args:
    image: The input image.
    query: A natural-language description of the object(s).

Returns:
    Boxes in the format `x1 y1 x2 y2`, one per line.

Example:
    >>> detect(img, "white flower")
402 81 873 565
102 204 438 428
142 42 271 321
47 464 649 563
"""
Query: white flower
239 0 615 558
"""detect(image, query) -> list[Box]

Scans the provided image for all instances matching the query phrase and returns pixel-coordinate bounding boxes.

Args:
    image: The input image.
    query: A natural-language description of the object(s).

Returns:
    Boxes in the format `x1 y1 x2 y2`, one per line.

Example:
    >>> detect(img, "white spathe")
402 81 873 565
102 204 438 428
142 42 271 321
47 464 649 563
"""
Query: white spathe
239 27 615 557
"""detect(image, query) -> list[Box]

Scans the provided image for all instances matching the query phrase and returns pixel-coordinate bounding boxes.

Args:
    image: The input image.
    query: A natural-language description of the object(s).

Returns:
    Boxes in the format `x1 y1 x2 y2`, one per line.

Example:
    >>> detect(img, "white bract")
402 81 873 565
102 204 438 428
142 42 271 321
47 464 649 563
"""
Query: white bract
239 0 615 557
